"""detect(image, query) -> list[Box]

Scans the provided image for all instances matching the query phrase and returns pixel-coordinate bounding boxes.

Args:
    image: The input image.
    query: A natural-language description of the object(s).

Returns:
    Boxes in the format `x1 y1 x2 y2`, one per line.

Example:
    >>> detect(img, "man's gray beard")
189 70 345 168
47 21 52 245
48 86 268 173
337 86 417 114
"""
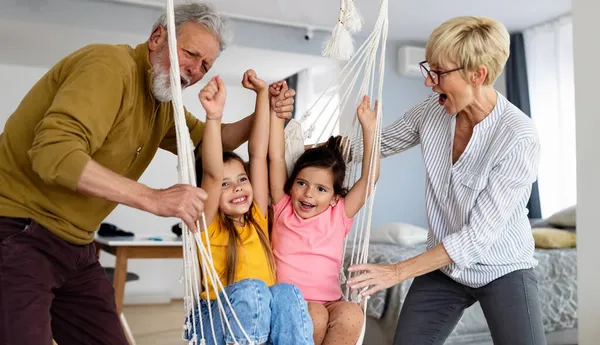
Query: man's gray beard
151 59 173 103
151 49 191 103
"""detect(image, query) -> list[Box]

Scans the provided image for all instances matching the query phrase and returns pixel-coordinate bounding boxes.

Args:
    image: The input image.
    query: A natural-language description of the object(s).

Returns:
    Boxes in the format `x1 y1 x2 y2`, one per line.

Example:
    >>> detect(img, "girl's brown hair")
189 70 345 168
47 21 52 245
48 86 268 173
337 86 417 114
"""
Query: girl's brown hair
196 151 276 285
284 136 348 197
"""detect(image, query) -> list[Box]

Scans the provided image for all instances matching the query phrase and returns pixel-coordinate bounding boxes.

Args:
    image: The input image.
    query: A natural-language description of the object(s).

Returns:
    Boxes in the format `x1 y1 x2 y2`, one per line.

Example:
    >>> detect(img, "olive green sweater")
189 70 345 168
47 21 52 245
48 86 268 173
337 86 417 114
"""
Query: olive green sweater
0 42 206 244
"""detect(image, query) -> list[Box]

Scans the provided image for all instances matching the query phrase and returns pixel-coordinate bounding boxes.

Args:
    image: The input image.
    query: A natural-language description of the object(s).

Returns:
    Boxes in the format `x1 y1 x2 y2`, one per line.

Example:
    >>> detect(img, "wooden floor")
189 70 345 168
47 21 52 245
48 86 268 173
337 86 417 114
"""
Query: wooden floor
122 301 186 345
52 301 189 345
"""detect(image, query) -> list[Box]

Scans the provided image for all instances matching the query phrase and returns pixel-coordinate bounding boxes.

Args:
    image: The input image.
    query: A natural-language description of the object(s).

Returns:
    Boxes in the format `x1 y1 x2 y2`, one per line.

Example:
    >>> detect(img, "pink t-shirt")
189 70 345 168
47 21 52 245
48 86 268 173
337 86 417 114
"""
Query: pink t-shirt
271 194 354 303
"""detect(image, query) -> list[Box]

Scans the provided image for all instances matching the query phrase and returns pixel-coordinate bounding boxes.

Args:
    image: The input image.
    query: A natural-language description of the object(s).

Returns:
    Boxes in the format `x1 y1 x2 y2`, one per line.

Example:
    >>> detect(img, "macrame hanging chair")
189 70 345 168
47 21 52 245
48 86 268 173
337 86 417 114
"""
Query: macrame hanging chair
164 0 389 343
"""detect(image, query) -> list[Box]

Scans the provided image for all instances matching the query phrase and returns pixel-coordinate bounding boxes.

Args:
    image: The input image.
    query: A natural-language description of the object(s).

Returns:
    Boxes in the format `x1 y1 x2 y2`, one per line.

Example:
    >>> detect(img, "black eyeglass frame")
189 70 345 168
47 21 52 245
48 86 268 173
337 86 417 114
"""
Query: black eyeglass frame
419 60 464 85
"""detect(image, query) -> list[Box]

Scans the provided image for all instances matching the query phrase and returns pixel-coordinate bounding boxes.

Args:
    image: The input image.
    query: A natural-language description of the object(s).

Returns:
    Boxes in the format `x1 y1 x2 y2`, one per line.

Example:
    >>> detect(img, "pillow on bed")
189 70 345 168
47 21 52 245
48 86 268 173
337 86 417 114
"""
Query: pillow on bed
545 205 576 228
532 227 576 249
369 222 428 245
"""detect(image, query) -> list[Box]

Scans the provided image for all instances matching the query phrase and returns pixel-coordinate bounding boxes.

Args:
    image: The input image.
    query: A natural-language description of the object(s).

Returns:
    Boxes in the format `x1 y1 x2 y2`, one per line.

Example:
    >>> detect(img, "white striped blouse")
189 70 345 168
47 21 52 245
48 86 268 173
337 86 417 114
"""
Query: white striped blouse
380 91 541 288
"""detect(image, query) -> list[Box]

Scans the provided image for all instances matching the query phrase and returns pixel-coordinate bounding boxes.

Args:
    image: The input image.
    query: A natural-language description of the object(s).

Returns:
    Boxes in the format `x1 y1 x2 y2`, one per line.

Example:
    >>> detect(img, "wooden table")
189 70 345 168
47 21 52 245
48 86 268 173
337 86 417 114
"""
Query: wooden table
94 235 183 314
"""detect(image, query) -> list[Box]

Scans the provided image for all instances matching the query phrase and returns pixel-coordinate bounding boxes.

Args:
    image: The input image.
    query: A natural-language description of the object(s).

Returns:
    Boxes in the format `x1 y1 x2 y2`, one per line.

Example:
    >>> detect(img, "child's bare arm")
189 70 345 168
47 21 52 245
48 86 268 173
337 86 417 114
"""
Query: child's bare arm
242 69 270 216
268 82 289 205
199 76 227 227
344 96 381 218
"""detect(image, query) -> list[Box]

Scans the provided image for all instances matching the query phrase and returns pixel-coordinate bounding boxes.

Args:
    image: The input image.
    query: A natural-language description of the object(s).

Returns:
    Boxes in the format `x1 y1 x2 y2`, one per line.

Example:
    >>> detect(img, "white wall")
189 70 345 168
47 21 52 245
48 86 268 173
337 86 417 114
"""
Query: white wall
573 0 600 343
1 0 433 230
494 69 507 96
0 64 49 113
0 0 432 304
0 62 259 302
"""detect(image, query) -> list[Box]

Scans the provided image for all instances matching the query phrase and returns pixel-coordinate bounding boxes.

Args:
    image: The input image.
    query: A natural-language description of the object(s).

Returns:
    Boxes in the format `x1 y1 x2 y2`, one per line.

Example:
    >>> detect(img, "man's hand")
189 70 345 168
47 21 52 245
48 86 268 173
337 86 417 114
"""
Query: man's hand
75 160 209 233
269 80 296 121
199 76 226 120
242 69 268 93
147 184 208 232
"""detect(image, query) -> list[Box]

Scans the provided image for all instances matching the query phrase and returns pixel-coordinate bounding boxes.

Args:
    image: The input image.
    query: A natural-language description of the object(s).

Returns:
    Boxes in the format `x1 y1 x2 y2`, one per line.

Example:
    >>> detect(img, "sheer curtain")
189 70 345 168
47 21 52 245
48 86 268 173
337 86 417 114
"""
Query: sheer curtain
524 16 576 218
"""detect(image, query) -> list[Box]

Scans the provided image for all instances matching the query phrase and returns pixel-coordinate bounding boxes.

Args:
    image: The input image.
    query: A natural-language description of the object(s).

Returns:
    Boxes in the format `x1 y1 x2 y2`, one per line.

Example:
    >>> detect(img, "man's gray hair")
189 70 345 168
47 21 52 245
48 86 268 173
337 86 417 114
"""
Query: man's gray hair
153 2 232 51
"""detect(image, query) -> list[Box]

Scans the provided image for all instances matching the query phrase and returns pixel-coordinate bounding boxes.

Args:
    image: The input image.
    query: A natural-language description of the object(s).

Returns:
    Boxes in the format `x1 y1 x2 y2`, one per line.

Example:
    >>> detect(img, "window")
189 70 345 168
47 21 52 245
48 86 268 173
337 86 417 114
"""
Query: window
524 16 576 217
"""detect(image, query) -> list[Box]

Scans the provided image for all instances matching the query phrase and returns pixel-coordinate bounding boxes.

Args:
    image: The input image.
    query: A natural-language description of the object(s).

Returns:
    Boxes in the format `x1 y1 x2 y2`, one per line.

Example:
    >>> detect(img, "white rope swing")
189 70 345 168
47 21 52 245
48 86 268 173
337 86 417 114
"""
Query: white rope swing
165 0 389 343
165 0 255 343
304 1 389 343
322 0 364 60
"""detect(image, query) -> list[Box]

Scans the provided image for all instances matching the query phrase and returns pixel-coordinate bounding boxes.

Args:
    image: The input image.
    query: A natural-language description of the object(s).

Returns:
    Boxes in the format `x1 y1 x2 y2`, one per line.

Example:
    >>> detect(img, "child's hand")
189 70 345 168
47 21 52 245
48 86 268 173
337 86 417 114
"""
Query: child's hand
357 95 378 131
269 81 286 110
199 76 226 120
269 81 287 110
241 69 267 92
269 81 284 100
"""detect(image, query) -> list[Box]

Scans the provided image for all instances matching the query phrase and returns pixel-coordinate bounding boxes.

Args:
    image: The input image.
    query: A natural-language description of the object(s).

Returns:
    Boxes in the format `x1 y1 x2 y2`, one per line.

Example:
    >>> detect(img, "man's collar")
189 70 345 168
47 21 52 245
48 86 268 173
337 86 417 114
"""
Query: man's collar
133 42 157 103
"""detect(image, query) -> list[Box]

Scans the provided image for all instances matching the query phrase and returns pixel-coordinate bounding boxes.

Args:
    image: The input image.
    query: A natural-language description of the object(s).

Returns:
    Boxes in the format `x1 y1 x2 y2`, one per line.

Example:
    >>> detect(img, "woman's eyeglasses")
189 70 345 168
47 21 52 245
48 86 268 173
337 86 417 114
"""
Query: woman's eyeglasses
419 61 463 85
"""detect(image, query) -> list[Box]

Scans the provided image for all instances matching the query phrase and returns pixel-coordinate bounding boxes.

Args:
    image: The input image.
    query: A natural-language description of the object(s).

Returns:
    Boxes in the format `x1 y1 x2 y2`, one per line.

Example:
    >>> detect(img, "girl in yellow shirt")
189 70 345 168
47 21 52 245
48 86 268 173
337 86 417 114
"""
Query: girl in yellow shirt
184 71 313 345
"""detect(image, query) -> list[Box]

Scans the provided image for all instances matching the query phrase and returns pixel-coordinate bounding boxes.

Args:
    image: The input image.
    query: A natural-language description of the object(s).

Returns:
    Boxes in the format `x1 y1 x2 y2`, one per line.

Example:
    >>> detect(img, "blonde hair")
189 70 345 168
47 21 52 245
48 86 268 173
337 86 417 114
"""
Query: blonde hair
425 16 510 85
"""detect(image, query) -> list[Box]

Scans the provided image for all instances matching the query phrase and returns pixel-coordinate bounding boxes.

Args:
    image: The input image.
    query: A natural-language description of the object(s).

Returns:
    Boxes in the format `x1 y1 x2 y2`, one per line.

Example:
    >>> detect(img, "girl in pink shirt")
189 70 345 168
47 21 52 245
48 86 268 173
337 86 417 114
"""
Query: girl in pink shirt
269 92 381 345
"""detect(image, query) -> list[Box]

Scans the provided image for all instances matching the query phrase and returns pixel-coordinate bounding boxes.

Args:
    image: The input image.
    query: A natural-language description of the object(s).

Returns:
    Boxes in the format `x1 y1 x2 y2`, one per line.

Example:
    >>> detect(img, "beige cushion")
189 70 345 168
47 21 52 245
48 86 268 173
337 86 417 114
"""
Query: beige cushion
546 205 576 228
284 119 305 176
532 227 576 249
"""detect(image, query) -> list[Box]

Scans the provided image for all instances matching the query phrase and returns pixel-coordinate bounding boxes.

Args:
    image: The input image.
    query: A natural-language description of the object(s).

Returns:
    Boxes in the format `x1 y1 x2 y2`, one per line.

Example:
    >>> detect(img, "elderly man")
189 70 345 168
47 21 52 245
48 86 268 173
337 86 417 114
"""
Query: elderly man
0 3 295 345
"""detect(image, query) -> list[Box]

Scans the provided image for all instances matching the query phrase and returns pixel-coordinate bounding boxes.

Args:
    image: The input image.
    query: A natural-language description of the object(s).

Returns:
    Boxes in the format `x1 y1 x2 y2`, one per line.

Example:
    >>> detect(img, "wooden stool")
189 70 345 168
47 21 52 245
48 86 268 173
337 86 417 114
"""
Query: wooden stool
104 267 139 345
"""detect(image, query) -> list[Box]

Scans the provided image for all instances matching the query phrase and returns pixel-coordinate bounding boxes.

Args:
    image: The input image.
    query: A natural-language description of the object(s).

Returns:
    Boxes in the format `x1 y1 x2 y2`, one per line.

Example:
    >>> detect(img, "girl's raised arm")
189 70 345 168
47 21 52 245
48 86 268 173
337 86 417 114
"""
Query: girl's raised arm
242 69 270 216
268 82 289 205
344 96 381 218
199 76 227 227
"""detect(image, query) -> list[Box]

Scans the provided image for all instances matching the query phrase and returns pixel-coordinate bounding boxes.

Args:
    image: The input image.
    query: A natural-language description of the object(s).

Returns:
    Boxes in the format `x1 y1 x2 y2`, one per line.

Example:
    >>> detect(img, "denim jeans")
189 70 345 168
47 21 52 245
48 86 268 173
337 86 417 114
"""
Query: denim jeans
185 279 314 345
393 269 546 345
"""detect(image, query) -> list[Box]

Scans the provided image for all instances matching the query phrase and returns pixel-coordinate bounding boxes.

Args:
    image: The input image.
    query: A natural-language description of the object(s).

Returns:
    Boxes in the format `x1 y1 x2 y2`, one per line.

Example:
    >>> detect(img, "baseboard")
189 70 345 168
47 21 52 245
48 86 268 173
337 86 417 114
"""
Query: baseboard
546 328 578 345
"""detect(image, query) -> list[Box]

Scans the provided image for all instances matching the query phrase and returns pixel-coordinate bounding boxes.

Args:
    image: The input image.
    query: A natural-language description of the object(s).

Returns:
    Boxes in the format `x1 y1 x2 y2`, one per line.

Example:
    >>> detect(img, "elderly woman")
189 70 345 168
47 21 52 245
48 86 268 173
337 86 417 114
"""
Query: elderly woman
347 16 545 345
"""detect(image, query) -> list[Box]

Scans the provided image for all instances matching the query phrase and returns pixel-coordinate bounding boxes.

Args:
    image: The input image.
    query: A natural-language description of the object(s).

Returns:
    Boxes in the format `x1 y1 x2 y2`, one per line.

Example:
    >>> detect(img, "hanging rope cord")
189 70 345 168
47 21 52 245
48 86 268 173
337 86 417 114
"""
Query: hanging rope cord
300 0 388 306
165 1 256 344
296 4 389 343
164 0 388 343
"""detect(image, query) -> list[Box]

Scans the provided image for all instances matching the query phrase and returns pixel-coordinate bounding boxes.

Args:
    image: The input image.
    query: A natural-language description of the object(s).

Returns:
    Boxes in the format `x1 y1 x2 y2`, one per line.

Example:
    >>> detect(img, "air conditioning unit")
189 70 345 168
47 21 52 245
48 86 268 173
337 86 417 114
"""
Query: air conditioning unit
397 45 425 78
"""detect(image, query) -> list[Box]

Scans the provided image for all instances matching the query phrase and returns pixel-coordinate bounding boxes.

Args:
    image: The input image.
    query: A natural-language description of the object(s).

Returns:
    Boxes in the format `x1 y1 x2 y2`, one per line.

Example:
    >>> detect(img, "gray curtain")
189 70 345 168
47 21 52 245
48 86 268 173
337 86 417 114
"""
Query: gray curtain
505 32 542 219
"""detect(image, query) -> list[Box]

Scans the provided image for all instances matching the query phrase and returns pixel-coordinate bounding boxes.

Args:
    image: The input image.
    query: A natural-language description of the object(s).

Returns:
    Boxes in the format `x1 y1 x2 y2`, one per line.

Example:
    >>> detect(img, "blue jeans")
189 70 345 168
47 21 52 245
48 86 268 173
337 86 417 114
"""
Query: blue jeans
185 279 314 345
393 269 546 345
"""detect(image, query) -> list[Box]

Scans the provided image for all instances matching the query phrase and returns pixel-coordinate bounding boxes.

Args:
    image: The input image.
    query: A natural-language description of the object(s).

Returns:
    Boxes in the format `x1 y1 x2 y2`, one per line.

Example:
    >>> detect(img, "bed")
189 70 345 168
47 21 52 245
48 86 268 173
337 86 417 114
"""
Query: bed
344 242 578 345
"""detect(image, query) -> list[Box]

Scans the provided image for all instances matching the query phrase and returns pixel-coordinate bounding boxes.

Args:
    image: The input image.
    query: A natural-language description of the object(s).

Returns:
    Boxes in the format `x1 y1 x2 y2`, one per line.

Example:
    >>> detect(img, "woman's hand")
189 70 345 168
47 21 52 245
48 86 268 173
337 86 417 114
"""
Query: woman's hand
347 263 406 297
199 76 226 120
348 245 454 296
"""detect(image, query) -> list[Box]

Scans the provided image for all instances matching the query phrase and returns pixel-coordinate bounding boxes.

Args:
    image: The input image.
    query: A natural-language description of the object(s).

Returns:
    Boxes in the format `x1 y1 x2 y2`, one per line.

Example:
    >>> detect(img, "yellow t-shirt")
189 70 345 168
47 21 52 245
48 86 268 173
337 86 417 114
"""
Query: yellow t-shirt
200 202 275 300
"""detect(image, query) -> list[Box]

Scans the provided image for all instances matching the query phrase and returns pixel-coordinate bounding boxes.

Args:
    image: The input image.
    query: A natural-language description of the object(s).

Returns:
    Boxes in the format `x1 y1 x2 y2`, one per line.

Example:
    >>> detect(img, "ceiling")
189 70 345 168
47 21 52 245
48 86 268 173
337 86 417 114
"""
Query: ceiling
0 18 338 84
127 0 571 41
1 0 573 83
